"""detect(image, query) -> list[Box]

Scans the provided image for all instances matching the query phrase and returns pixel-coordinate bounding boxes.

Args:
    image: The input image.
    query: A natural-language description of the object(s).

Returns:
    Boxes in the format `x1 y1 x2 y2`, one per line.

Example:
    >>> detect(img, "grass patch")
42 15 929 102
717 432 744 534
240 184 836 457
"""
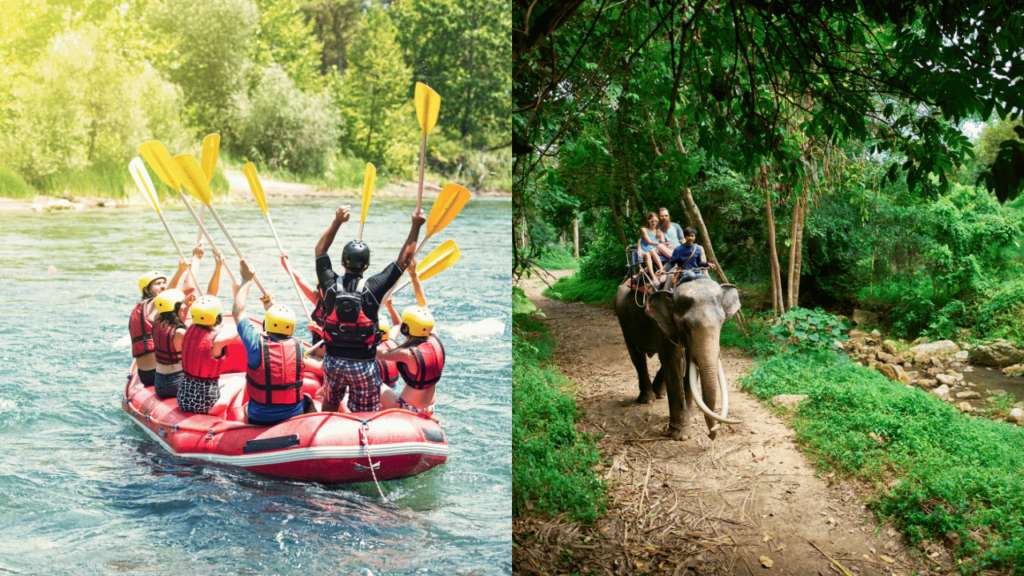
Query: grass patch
535 246 579 271
720 313 780 359
543 274 620 306
740 352 1024 572
513 312 607 523
0 166 34 199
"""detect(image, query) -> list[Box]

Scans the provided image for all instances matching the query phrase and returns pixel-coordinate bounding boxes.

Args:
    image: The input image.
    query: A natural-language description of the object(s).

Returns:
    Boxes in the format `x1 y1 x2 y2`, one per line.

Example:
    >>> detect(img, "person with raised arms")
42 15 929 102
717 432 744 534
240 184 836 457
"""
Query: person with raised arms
129 243 204 386
314 205 425 413
377 261 446 414
278 253 327 354
151 248 232 400
233 260 320 425
177 294 239 415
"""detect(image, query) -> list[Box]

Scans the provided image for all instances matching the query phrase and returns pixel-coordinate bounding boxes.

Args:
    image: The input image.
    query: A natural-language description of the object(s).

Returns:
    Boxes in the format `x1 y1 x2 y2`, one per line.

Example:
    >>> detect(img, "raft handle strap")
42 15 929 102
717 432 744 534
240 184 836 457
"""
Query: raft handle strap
359 422 388 502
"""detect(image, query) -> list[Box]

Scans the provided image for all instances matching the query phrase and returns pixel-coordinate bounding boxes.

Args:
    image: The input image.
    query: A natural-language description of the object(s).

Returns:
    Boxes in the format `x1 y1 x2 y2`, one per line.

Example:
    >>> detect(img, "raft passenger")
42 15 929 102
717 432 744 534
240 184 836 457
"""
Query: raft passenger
378 306 446 414
130 254 196 386
314 205 425 413
233 260 320 425
178 295 238 415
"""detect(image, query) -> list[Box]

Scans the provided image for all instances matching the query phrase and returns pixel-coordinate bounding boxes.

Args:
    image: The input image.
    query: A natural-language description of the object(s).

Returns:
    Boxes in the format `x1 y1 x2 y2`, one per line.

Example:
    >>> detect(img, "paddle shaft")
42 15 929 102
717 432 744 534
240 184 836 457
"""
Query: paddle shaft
264 213 313 323
206 204 267 297
177 191 237 285
155 209 204 296
416 133 427 213
358 222 365 240
197 204 205 245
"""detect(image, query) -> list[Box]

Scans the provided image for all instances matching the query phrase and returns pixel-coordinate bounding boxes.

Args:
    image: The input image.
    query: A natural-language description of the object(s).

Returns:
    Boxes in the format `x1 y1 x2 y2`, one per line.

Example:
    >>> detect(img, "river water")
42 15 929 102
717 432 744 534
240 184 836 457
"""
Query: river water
0 196 511 575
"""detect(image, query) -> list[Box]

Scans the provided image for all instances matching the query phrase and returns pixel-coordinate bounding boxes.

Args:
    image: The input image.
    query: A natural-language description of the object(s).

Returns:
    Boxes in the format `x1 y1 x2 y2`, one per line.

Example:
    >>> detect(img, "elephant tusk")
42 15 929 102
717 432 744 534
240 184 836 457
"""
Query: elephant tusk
718 357 729 421
688 359 742 425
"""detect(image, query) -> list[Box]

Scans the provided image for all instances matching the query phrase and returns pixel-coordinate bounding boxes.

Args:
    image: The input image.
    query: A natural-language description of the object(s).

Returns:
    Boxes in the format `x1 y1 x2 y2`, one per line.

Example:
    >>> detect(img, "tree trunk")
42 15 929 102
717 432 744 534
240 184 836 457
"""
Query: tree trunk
765 187 781 319
786 194 799 310
608 192 629 249
573 214 580 258
793 183 808 307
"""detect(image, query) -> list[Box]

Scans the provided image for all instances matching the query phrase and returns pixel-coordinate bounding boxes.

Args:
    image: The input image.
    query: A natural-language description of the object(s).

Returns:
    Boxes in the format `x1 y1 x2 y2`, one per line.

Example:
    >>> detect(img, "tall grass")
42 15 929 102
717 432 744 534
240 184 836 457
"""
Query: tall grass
543 274 620 306
740 352 1024 573
0 166 34 199
535 246 578 271
513 312 607 523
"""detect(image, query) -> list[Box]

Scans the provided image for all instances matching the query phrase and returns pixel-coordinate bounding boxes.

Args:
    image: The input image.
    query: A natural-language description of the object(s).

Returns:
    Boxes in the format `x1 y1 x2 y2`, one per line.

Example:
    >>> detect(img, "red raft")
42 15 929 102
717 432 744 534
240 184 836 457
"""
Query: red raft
121 333 448 484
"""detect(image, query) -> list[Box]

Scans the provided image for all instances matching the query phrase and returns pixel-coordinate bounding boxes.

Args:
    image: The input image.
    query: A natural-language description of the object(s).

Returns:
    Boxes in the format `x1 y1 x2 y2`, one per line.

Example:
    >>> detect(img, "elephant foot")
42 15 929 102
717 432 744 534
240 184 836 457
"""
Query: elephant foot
655 391 666 400
707 429 718 441
665 423 693 441
636 390 657 404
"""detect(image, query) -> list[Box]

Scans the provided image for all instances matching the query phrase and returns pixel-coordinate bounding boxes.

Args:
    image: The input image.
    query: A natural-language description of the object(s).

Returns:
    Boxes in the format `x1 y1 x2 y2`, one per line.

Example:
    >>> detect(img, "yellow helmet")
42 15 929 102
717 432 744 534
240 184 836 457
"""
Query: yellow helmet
401 306 434 337
379 320 390 340
190 295 222 327
138 271 166 296
264 304 296 336
154 289 186 313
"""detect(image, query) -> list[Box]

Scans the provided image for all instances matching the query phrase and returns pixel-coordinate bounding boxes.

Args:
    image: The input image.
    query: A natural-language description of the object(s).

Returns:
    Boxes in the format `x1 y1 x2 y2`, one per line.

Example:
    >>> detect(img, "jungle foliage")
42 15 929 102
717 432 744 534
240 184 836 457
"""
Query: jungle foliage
0 0 510 199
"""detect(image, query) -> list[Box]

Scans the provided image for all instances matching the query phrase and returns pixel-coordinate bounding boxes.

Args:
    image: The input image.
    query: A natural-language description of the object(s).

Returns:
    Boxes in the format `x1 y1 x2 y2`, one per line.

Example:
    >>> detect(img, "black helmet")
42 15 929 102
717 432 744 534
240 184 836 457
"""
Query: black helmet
342 240 370 273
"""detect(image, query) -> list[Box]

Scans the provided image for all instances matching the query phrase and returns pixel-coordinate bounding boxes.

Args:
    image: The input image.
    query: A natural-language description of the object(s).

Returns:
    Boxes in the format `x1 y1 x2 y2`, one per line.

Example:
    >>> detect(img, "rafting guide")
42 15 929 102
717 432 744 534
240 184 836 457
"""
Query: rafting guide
120 83 476 485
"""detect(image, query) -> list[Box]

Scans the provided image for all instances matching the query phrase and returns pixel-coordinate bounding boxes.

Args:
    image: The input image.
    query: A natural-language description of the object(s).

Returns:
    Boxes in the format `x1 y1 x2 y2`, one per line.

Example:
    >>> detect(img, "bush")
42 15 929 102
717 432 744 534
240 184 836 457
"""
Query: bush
543 275 620 306
535 246 578 271
769 307 852 354
0 166 33 199
974 278 1024 341
513 314 607 522
229 65 341 176
740 353 1024 573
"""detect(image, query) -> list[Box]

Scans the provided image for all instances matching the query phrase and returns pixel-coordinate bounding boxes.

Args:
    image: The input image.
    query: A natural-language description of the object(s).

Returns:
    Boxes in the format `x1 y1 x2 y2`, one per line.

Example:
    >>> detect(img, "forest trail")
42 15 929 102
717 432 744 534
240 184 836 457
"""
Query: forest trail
516 271 925 576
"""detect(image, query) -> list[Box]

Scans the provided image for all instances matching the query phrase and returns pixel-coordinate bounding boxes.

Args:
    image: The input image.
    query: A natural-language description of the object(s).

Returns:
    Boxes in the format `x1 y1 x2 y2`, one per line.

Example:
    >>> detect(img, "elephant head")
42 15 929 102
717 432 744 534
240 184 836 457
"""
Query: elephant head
648 278 741 437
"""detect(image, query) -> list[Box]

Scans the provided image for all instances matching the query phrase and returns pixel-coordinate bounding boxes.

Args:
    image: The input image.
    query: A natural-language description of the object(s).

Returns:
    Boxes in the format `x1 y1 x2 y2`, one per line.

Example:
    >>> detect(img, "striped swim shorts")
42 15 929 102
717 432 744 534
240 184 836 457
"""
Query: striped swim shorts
323 355 382 413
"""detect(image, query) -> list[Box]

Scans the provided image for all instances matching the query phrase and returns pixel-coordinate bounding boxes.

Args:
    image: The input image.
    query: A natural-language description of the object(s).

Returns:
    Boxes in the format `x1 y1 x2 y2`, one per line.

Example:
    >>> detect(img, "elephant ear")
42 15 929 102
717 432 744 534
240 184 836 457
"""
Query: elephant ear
647 291 681 342
720 283 741 321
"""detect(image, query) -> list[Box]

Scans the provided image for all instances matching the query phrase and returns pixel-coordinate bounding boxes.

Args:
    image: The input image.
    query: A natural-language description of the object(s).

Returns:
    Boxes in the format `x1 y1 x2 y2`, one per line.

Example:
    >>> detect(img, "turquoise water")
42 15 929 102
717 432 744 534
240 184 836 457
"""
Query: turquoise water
0 196 511 574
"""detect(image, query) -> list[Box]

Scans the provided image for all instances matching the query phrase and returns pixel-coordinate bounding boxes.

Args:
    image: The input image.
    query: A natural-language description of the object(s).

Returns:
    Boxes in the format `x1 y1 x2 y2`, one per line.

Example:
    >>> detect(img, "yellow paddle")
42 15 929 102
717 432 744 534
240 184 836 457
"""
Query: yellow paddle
244 162 313 324
358 163 375 240
174 153 266 297
392 239 460 295
414 182 471 257
129 157 203 295
196 134 219 244
414 82 440 213
138 141 237 285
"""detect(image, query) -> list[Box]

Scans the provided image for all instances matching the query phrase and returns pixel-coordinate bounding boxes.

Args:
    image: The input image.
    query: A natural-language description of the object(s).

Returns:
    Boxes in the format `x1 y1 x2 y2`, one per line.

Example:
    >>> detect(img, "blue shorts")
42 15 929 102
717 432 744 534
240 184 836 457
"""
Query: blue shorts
323 355 381 412
154 370 183 399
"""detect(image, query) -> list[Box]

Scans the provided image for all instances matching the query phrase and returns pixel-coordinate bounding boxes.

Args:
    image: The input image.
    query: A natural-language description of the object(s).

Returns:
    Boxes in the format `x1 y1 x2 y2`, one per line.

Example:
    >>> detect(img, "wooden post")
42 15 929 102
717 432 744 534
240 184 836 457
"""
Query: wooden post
573 214 580 258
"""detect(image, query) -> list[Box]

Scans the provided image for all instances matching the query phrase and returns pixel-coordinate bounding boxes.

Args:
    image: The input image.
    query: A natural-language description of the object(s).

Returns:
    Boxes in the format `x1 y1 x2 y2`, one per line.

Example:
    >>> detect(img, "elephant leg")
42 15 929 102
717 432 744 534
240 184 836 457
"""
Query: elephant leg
660 345 691 440
624 338 656 404
652 365 666 399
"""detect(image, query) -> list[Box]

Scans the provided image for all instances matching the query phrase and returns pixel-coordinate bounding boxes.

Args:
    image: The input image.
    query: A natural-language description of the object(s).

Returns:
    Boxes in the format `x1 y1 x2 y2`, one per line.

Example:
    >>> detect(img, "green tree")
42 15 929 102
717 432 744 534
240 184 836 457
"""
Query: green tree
252 0 323 90
302 0 362 76
337 2 415 174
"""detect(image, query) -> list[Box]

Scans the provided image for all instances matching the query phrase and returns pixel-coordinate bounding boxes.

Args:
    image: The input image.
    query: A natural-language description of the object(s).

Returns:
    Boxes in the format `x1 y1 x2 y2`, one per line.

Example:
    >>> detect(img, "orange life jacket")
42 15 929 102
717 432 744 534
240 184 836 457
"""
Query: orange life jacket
377 338 400 387
182 324 225 381
129 300 155 357
245 334 303 405
153 320 182 365
397 334 446 390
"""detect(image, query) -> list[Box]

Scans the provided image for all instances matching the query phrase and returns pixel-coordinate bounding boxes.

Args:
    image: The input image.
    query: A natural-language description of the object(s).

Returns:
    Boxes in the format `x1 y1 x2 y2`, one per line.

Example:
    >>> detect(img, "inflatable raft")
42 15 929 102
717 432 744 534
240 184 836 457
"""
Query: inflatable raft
121 329 448 484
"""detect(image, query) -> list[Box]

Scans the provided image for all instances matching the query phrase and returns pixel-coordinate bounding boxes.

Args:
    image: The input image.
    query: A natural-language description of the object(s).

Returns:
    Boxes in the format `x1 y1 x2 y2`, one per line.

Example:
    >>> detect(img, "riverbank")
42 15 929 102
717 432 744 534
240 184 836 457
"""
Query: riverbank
0 169 509 213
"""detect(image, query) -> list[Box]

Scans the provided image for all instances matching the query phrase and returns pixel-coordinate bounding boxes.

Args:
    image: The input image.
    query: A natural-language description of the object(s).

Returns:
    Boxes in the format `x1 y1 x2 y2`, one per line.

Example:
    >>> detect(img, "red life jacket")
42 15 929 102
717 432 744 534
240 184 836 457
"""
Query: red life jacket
182 324 226 381
153 320 183 365
322 278 381 360
129 300 155 358
245 334 303 405
377 338 399 386
397 334 446 390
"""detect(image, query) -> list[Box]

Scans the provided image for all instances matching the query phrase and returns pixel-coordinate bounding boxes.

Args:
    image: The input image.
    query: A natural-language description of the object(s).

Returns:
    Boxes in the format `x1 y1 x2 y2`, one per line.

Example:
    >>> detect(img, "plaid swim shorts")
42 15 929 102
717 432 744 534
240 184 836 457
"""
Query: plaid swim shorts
323 355 382 412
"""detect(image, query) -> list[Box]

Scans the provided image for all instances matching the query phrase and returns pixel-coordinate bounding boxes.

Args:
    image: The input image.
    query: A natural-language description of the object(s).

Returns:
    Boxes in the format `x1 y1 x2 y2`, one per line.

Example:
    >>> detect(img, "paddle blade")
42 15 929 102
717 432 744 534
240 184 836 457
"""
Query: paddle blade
139 141 181 191
201 134 220 182
360 163 375 223
173 154 213 206
414 82 440 135
415 239 460 282
425 183 471 237
129 157 160 214
244 162 268 216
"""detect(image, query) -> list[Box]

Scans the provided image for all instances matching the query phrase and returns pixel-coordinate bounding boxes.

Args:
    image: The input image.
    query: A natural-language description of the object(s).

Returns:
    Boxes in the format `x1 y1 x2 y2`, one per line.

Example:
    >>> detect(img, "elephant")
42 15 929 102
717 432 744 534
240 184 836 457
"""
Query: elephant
614 277 741 440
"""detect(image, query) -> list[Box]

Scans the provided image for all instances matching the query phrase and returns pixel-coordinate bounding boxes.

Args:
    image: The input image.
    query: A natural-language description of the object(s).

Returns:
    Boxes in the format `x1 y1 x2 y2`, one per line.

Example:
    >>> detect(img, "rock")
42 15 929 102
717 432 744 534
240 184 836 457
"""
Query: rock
935 374 958 386
926 367 943 376
909 340 961 359
849 329 868 339
932 384 951 398
1008 408 1024 424
904 370 920 382
772 394 809 411
918 378 938 389
882 340 901 355
891 364 910 384
102 201 117 208
1002 364 1023 376
852 309 880 326
870 329 882 338
958 402 974 413
877 352 894 364
956 391 981 399
970 341 1024 367
876 363 898 381
955 351 970 362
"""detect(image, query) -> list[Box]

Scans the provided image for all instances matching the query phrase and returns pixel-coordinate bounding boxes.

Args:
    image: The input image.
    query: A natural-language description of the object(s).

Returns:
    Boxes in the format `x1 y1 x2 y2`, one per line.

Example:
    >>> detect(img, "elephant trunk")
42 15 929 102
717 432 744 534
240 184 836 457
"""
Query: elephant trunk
687 329 741 426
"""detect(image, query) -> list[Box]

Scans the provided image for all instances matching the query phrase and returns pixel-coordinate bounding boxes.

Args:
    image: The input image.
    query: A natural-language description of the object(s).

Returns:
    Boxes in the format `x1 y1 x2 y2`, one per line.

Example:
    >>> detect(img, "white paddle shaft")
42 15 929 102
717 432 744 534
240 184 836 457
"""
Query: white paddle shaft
178 191 237 285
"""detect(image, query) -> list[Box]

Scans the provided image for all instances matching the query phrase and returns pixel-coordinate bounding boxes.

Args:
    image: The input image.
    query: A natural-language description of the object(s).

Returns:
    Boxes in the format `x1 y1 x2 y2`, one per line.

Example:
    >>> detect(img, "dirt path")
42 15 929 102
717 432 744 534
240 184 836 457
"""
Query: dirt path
515 271 924 576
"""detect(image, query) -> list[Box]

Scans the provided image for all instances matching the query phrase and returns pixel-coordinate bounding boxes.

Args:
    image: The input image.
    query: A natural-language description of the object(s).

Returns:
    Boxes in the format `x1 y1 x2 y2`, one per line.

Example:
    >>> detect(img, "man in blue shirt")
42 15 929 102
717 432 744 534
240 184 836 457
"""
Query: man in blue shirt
233 260 321 425
668 227 717 281
658 207 685 250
